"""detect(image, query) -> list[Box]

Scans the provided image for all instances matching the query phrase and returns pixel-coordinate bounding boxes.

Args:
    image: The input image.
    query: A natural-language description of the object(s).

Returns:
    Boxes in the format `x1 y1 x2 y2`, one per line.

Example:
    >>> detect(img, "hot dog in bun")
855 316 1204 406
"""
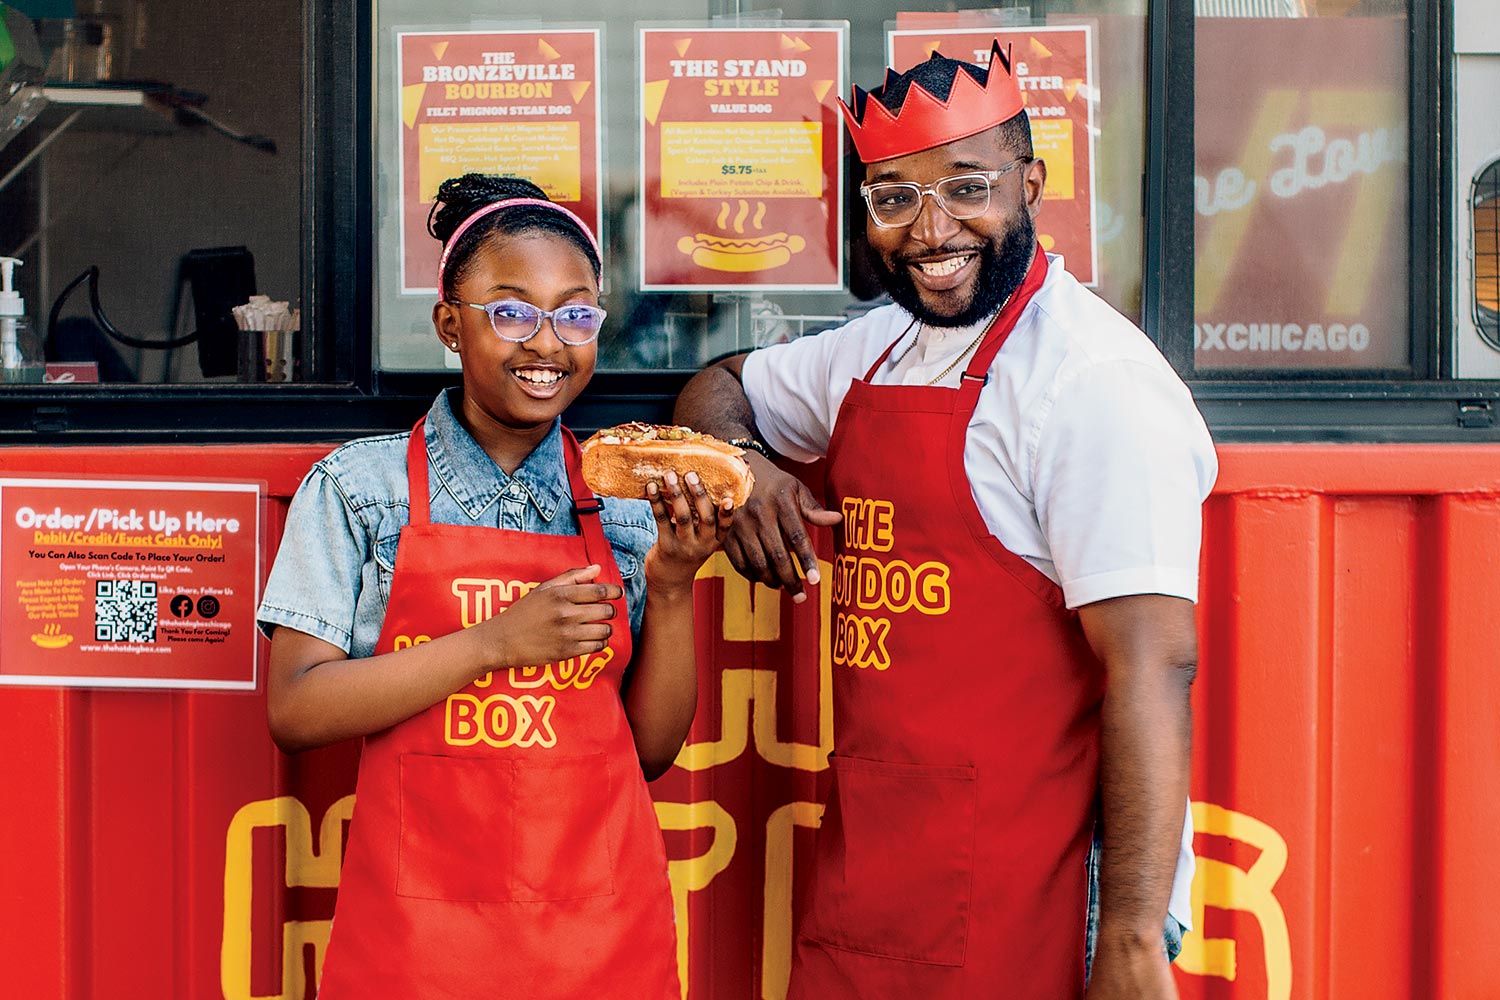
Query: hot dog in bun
581 422 756 506
676 232 807 273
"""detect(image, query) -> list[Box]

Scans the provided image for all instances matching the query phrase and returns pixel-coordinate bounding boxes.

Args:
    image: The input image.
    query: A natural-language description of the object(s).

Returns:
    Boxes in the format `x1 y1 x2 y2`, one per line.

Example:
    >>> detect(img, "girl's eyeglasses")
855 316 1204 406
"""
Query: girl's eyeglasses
448 299 607 346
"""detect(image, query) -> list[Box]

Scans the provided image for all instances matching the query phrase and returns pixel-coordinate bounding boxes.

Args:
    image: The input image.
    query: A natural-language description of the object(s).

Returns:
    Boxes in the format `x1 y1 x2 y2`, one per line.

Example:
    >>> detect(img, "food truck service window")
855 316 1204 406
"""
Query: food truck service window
371 1 1151 385
0 0 308 388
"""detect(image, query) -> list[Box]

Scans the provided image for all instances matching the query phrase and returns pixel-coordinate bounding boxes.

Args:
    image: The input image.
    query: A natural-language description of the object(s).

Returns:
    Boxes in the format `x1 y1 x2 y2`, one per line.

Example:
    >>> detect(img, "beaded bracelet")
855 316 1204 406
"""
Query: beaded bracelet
727 437 772 460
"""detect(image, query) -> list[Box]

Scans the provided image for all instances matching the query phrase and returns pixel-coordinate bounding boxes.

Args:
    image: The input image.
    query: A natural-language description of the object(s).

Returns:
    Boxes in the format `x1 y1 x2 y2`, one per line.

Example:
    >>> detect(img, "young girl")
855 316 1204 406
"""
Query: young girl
257 174 731 998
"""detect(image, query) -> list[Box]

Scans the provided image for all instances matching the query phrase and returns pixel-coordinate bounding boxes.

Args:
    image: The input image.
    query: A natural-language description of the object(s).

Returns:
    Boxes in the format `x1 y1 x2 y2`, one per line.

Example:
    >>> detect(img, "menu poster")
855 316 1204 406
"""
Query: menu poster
397 28 603 294
0 478 261 690
889 25 1098 286
639 26 845 291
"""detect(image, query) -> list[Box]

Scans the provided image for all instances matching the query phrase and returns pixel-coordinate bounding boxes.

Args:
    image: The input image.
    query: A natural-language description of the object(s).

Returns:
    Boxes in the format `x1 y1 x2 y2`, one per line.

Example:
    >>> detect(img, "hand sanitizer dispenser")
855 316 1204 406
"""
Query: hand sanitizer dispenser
0 256 44 384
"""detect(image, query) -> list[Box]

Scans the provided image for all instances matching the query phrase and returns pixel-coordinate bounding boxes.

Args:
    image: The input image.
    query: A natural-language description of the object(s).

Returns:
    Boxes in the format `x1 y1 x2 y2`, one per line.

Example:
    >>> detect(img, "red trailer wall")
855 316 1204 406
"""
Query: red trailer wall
1 443 1496 1000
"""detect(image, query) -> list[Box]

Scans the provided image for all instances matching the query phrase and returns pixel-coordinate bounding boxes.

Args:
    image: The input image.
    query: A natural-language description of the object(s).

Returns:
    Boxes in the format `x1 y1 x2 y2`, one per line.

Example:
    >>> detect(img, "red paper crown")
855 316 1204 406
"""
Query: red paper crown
839 39 1025 164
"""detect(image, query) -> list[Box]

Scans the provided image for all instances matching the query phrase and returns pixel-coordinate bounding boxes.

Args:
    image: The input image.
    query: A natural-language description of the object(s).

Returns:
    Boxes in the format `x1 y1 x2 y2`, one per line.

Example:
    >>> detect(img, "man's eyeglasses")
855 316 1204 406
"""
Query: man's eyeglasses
859 158 1033 229
448 299 608 346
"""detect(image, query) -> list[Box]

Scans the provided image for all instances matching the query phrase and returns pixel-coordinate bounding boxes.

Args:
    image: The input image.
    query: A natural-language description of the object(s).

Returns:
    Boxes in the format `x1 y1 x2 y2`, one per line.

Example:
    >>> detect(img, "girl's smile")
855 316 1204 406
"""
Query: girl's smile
511 362 568 396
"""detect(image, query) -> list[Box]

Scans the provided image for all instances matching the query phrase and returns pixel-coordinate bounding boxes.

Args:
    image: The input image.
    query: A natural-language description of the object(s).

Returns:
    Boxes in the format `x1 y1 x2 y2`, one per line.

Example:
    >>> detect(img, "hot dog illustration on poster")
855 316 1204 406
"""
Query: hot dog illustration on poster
639 26 845 291
0 478 261 689
889 24 1097 286
397 28 602 294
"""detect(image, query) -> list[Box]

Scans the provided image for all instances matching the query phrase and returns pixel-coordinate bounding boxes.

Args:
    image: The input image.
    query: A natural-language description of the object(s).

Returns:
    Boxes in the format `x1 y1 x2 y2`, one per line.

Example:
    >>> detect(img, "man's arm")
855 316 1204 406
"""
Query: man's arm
1077 592 1196 1000
674 353 759 442
674 355 841 602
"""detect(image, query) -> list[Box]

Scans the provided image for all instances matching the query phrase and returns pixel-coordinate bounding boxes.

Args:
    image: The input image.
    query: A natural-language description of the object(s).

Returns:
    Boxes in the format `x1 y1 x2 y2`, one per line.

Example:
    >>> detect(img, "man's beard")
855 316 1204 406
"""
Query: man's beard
871 207 1036 328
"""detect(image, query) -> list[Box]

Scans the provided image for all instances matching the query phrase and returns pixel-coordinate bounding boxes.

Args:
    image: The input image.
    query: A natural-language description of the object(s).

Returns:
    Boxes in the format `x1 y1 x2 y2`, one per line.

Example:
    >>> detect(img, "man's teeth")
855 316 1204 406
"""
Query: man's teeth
515 368 562 385
915 255 973 277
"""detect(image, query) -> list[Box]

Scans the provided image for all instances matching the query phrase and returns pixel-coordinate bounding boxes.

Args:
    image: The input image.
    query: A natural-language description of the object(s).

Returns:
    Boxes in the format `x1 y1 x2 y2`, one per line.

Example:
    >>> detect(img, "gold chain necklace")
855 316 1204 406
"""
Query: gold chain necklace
889 316 922 367
924 324 990 385
892 292 1013 387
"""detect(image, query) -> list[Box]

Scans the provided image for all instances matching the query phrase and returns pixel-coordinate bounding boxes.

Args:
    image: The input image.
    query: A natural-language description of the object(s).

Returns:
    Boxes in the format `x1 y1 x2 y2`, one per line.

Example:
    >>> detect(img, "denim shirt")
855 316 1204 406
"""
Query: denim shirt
258 389 656 659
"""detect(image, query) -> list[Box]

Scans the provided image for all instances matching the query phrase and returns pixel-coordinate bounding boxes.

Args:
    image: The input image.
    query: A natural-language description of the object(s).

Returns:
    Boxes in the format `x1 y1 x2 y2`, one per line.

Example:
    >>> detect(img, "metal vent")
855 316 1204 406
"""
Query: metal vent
1473 155 1500 350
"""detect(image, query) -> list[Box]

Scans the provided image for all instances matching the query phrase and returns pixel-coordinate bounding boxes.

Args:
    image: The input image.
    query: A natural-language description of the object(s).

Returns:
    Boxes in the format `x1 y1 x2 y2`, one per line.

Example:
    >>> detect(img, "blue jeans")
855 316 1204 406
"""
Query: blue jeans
1084 831 1185 979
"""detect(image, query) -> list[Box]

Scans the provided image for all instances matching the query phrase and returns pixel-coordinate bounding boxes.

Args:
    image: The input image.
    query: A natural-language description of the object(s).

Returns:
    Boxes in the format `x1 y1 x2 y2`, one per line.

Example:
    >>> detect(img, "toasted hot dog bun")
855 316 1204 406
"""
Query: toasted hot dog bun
581 422 755 506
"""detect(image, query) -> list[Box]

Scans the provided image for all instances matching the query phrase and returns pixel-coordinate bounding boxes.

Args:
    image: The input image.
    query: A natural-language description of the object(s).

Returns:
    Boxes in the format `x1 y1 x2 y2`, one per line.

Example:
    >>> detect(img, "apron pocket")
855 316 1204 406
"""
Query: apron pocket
397 752 617 903
807 755 977 966
509 752 617 901
396 752 514 901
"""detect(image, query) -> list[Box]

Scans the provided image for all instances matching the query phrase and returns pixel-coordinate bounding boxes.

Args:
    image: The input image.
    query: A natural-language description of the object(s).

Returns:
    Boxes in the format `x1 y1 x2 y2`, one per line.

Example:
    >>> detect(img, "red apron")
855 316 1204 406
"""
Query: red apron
316 420 679 1000
791 249 1104 999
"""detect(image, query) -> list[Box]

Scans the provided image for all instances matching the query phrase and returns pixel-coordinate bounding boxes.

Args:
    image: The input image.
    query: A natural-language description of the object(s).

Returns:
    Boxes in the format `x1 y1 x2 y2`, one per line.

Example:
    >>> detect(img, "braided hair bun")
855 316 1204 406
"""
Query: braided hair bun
427 173 601 295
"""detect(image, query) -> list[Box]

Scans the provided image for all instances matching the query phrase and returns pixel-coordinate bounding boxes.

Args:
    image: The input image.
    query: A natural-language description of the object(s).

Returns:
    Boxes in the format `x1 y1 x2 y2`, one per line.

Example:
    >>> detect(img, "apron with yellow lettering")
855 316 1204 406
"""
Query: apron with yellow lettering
317 420 679 999
792 249 1104 999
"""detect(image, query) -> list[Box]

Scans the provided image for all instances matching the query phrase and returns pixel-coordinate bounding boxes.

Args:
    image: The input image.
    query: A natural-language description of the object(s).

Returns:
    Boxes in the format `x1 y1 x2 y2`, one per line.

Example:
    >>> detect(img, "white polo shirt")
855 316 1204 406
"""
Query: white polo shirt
742 254 1216 930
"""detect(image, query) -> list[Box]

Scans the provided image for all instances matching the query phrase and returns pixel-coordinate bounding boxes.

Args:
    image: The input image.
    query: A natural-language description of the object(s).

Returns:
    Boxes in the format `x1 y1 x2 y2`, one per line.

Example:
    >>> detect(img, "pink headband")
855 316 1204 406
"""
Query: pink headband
437 197 601 297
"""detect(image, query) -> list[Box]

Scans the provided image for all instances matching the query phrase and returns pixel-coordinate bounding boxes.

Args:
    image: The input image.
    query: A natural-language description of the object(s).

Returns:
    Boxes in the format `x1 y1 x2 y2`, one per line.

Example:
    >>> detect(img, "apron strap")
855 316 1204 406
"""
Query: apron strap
955 245 1050 414
408 418 610 571
862 249 1047 389
561 427 612 570
863 315 921 383
950 247 1049 543
406 418 431 526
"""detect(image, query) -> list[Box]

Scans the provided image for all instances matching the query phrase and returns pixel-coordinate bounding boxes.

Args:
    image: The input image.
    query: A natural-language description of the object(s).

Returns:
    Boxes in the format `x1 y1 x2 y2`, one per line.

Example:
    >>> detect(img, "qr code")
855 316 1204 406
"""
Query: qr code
95 579 159 643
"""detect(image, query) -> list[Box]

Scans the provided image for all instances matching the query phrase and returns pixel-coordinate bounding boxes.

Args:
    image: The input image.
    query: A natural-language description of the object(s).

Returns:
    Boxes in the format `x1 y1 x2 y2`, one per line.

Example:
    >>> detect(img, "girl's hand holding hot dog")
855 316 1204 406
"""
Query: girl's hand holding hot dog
584 418 830 602
643 470 736 589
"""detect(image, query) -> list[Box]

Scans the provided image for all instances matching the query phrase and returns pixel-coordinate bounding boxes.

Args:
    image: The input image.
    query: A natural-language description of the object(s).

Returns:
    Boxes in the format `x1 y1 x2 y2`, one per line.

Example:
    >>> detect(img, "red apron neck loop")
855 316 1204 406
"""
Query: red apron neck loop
560 427 605 519
963 244 1049 381
406 417 432 526
408 417 606 527
864 245 1049 387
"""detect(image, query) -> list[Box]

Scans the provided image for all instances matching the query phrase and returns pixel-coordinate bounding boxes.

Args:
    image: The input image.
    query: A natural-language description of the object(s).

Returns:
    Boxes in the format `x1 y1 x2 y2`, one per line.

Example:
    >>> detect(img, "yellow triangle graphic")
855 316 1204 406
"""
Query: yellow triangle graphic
569 80 592 104
811 79 833 104
674 37 692 58
643 80 669 127
431 41 449 61
790 35 812 53
923 40 944 59
538 38 562 61
1029 36 1053 59
402 83 426 129
1063 79 1082 102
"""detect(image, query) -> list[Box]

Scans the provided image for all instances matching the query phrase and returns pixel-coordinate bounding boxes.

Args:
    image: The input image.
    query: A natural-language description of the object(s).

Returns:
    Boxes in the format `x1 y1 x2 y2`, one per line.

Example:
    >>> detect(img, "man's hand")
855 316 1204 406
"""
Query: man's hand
724 453 841 603
1085 931 1179 1000
672 354 839 601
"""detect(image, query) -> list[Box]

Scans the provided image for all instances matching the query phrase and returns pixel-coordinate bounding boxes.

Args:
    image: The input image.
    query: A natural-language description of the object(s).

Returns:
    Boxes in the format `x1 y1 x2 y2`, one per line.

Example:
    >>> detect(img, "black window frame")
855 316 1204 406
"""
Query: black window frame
1 0 1489 445
1170 0 1495 441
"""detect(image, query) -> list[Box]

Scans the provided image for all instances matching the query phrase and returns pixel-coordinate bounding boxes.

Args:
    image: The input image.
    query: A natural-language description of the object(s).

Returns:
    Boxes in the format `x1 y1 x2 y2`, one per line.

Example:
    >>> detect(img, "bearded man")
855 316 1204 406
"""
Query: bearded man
674 42 1216 1000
